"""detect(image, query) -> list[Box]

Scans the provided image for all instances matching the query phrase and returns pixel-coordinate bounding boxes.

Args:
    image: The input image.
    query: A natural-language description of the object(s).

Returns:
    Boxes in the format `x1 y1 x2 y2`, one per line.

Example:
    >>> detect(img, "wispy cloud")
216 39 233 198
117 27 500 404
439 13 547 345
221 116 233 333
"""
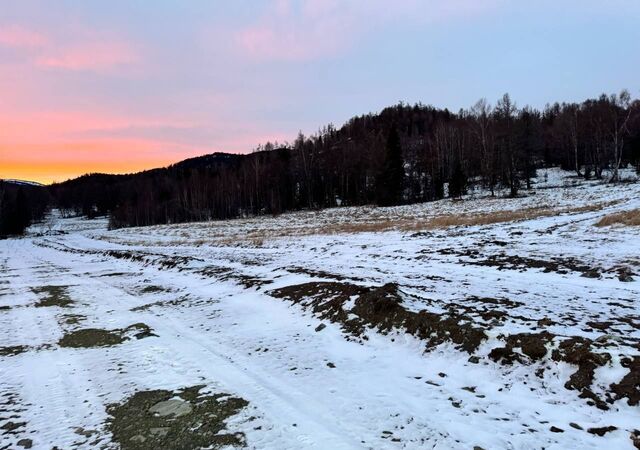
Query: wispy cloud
35 41 138 72
0 25 48 48
236 0 348 62
0 23 139 72
235 0 501 62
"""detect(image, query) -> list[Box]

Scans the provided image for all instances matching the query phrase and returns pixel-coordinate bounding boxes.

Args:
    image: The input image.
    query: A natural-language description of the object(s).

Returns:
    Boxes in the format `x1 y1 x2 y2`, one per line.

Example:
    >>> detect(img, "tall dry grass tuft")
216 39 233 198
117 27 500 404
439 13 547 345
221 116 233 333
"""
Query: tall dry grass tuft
595 209 640 227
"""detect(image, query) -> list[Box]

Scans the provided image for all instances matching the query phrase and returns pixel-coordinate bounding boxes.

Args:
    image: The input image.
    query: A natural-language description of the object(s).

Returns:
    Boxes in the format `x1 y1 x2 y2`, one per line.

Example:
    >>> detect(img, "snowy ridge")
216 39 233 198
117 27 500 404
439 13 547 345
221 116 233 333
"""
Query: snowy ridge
0 179 44 187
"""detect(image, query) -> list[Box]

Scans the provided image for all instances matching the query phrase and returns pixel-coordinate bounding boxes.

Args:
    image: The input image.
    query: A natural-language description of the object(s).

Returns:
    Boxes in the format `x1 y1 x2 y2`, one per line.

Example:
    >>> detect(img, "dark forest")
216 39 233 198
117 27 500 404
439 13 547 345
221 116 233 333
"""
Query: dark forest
3 91 640 234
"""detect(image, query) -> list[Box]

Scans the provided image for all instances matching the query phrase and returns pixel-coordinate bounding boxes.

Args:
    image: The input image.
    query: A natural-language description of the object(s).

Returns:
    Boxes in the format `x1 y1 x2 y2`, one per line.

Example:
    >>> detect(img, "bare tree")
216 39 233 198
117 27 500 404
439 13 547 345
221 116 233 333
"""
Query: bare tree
471 98 496 195
609 89 634 182
494 93 519 196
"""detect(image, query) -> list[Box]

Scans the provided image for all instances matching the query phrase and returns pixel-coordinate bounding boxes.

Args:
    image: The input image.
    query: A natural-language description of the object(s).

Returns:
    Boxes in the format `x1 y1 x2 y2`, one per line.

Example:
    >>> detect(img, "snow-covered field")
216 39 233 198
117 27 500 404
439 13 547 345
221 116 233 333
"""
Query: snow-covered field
1 168 640 449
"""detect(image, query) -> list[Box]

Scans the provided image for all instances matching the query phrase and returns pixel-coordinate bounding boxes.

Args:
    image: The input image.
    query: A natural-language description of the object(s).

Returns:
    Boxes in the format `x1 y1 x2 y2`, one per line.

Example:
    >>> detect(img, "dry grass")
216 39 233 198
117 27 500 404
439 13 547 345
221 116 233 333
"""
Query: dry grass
303 203 612 235
211 203 616 245
423 207 555 228
595 209 640 227
111 201 617 248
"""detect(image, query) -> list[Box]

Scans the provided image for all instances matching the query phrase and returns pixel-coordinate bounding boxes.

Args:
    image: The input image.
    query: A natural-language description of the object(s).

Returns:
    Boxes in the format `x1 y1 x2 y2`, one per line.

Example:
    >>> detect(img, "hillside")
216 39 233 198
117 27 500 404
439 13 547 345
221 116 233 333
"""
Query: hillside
1 168 639 449
45 95 640 230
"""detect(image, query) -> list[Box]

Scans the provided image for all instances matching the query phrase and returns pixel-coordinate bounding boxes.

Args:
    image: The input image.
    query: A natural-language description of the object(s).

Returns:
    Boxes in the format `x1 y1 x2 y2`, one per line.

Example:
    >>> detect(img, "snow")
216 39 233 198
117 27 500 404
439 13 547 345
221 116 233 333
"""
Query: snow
1 168 640 449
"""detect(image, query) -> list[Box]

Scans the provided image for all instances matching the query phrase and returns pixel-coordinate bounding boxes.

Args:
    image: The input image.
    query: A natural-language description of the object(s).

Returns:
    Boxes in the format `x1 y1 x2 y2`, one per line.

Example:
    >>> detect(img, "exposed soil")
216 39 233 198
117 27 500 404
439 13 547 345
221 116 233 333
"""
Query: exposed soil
96 272 133 278
58 323 156 348
106 385 248 450
0 421 26 433
587 425 618 436
488 332 555 364
139 285 168 294
196 266 273 289
465 296 524 309
631 430 640 449
103 250 201 270
59 313 86 326
59 329 125 348
16 438 32 448
282 266 366 282
553 337 610 388
0 346 28 357
610 357 640 406
269 280 640 410
31 285 74 307
130 296 191 312
269 281 487 353
488 333 619 409
553 337 612 410
469 254 603 278
0 391 32 449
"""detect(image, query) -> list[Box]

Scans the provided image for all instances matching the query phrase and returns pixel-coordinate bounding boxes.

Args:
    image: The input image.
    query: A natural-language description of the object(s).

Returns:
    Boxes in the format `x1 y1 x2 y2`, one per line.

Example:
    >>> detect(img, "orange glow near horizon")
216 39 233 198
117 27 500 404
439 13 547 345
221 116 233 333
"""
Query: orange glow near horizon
0 136 211 183
0 109 290 184
0 116 195 184
0 132 290 185
2 2 640 186
1 158 177 185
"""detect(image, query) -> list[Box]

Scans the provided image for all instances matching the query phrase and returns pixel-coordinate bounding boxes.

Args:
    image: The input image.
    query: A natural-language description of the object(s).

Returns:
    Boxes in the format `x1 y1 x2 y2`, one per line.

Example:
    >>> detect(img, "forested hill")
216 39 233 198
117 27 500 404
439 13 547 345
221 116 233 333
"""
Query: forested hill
0 180 48 237
23 92 640 230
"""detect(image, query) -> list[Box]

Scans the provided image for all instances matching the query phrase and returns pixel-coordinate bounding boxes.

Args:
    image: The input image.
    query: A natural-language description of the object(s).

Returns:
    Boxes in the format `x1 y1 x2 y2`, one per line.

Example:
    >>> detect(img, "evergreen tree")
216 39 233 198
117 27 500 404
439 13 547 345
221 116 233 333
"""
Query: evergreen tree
0 187 33 236
0 189 10 237
375 125 404 206
433 173 445 200
448 162 467 198
15 188 31 233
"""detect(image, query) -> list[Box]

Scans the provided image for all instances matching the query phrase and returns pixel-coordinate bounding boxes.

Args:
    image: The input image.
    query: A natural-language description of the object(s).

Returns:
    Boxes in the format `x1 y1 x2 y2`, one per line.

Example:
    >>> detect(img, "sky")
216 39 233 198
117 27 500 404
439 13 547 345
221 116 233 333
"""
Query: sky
1 1 639 184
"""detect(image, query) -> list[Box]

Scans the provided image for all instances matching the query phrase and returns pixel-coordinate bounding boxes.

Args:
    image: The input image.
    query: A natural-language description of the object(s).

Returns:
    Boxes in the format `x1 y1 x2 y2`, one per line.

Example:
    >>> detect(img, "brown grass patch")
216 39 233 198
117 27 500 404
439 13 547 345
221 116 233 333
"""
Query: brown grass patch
196 201 617 246
595 209 640 227
263 204 608 237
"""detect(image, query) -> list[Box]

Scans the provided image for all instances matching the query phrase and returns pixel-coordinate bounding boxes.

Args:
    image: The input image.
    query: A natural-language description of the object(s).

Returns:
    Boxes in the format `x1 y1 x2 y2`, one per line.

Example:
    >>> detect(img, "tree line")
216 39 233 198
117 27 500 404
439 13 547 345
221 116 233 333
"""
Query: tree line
13 91 640 232
0 182 49 237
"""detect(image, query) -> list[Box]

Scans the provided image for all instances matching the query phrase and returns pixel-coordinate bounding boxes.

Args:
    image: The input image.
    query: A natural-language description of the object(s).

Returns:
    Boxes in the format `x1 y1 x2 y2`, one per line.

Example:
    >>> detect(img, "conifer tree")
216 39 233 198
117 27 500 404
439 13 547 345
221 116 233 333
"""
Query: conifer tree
375 125 404 206
448 162 467 198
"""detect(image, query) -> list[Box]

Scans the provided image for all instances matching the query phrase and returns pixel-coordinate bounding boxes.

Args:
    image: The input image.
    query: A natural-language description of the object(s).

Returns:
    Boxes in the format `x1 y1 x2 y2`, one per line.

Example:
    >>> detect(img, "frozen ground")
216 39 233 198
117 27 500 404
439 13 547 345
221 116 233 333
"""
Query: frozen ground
1 168 640 449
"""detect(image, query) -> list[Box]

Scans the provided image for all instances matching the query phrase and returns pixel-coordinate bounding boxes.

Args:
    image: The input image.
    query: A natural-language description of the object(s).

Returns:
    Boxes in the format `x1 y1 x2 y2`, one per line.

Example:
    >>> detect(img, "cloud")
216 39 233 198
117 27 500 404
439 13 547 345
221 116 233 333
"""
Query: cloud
235 0 501 62
0 23 139 72
0 25 48 48
35 41 138 72
235 0 353 62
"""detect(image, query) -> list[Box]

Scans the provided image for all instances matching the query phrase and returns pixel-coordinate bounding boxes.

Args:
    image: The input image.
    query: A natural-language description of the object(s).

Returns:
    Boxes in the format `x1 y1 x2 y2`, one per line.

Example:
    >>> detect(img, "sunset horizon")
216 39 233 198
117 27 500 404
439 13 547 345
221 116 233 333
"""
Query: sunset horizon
2 2 640 449
2 1 639 184
2 88 637 185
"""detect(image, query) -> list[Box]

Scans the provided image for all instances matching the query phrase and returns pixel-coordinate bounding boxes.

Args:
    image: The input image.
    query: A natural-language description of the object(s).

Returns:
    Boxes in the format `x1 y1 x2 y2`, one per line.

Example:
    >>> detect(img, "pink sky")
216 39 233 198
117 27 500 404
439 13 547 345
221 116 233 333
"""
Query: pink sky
1 1 638 184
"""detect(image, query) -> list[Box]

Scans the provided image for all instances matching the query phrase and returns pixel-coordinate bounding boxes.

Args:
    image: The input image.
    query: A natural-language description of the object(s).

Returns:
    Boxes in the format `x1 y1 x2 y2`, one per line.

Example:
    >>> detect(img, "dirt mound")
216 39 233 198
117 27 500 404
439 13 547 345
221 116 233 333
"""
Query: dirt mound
104 250 200 270
269 282 487 353
270 280 640 410
269 281 366 328
552 337 612 410
489 332 555 364
610 357 640 406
